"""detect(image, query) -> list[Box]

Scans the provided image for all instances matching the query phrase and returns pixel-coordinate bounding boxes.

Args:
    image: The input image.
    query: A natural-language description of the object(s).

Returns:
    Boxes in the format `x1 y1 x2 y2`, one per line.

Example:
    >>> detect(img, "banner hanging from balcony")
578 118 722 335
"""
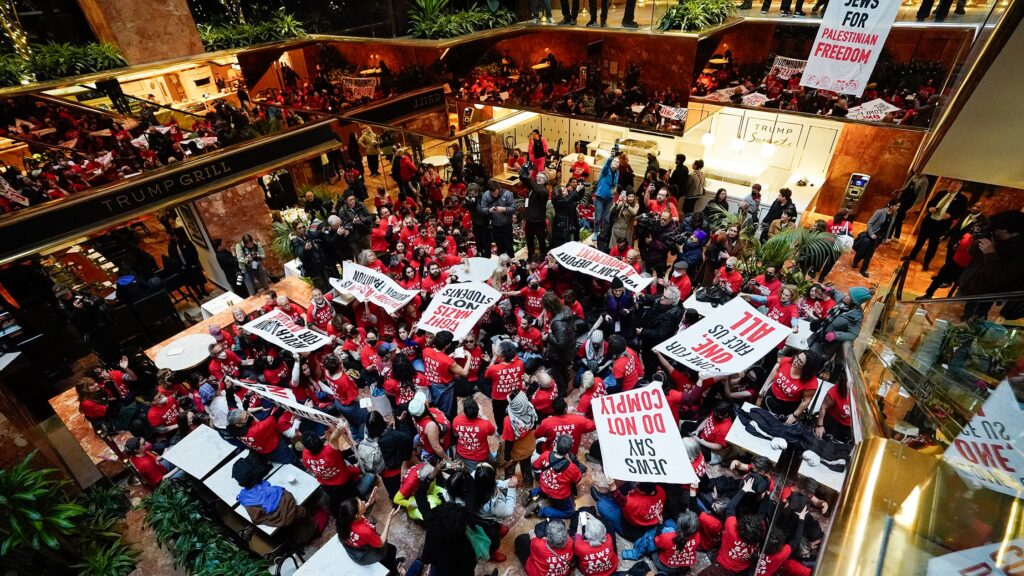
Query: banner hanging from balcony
765 56 807 81
799 0 900 97
944 380 1024 498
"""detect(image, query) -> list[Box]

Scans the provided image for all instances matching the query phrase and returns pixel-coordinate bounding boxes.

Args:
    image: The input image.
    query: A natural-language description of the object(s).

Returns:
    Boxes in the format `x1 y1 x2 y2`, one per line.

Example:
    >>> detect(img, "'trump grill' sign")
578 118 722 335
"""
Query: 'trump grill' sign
242 309 332 353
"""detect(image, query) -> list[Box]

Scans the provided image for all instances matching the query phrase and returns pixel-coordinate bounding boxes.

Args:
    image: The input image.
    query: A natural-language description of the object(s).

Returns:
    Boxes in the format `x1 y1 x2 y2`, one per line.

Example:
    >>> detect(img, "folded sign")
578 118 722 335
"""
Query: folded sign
418 282 500 341
944 380 1024 498
548 242 654 293
330 262 418 314
653 298 789 376
229 378 342 428
242 309 332 353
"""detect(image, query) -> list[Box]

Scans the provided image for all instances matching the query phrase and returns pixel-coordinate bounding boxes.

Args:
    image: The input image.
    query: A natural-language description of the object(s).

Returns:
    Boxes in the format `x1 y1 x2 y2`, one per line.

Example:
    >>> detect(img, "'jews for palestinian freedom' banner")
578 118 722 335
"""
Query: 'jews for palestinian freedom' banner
242 309 332 354
418 282 500 341
548 242 654 293
330 262 418 314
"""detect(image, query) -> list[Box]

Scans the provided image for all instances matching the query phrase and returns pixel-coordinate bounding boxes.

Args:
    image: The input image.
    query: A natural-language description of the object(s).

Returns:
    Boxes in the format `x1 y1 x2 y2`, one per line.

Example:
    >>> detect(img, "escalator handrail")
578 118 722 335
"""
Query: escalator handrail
897 289 1024 305
842 341 887 442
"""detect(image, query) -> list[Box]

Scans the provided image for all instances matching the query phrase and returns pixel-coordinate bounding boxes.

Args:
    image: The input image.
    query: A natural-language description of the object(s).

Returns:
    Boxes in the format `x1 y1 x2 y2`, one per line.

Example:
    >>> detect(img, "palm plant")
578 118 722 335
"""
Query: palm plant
409 0 516 39
270 219 298 260
74 540 137 576
0 452 86 558
658 0 737 31
0 52 30 86
84 42 128 71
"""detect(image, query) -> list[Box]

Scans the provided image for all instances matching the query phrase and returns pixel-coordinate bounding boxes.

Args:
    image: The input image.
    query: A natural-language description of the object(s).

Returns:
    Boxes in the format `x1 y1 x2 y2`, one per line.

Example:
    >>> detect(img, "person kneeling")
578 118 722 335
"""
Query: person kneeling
336 497 403 575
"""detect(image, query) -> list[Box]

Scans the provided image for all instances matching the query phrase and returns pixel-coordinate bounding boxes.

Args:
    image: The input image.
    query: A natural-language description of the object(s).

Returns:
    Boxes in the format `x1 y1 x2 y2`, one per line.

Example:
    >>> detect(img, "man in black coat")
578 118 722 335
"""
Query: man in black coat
636 285 684 372
166 228 208 297
290 222 331 292
212 238 245 296
524 173 550 262
906 180 967 271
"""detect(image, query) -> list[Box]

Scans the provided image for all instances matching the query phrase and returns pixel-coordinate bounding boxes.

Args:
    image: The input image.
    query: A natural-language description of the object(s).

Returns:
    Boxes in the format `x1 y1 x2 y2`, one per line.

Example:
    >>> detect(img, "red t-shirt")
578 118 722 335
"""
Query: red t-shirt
209 351 242 382
485 358 525 401
147 399 180 428
670 273 693 301
765 295 799 328
612 347 643 391
699 415 732 446
302 444 360 486
80 399 108 420
383 374 427 405
345 517 382 548
415 408 451 454
755 543 793 576
422 348 455 384
826 385 851 427
534 413 596 453
717 516 761 572
519 287 547 319
397 462 426 498
574 534 618 576
421 272 449 296
752 275 782 297
105 370 130 398
770 357 818 403
325 371 358 405
307 295 335 329
451 414 495 461
526 536 574 576
459 345 484 382
516 325 544 353
239 416 281 454
534 451 582 500
532 388 556 417
623 486 666 527
130 453 166 486
655 531 701 569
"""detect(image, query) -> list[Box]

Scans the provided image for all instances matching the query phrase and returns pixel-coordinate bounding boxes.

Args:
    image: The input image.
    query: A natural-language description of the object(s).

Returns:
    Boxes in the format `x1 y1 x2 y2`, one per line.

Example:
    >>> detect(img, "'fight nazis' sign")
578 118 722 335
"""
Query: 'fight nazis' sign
593 387 698 484
944 380 1024 498
229 378 343 428
800 0 900 97
418 282 500 341
242 309 332 353
548 242 654 293
330 262 418 314
653 298 789 376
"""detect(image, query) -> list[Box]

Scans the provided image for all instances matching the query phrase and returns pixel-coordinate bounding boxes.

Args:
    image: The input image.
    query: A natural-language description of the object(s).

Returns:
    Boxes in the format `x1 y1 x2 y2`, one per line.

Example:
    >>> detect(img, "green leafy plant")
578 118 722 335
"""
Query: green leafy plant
74 540 137 576
84 42 129 71
197 9 307 51
0 452 86 555
658 0 737 32
409 0 516 39
0 52 30 87
78 483 131 523
23 41 127 81
270 219 299 260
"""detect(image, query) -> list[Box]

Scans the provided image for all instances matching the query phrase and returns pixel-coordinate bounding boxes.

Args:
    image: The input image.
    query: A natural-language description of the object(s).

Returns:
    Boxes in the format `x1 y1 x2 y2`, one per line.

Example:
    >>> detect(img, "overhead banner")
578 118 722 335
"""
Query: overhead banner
653 298 789 376
229 378 342 428
593 387 699 484
800 0 900 97
548 242 655 293
330 262 418 314
944 381 1024 498
418 282 500 341
846 98 901 122
765 56 807 81
242 309 333 354
926 539 1024 576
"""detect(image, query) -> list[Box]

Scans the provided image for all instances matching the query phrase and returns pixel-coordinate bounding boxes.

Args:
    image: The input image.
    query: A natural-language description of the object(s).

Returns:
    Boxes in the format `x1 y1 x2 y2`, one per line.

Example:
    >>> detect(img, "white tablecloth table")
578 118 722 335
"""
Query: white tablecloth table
724 403 783 463
422 155 450 167
236 464 321 535
153 333 216 371
798 456 847 492
201 291 244 320
161 425 237 480
786 319 813 350
448 257 497 283
203 451 251 506
294 534 388 576
683 291 724 318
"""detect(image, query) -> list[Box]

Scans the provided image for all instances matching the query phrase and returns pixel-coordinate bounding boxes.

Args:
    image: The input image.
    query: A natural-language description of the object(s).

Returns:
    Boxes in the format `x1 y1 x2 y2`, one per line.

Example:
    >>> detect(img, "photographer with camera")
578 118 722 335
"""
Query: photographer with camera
465 182 491 256
639 209 679 278
524 172 551 262
957 209 1024 320
290 221 331 292
234 234 270 296
551 182 585 249
593 143 622 247
609 188 639 247
338 192 374 256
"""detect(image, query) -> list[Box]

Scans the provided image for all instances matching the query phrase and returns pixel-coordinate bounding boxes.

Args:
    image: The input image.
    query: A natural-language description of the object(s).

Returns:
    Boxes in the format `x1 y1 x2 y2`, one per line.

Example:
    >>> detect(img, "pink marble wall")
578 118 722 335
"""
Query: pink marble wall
78 0 204 65
193 179 285 276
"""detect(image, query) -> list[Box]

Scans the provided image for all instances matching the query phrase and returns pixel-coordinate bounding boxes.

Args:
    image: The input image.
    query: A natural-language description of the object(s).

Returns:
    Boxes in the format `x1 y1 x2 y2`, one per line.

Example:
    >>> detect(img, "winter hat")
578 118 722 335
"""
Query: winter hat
848 287 871 306
409 391 427 416
590 330 604 345
199 382 217 405
208 324 224 340
610 277 624 290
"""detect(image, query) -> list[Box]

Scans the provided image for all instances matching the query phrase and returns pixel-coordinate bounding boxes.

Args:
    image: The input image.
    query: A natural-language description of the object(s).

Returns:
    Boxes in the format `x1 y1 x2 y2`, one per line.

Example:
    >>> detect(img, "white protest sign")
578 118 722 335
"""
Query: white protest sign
741 92 770 107
242 309 332 354
418 282 500 341
330 262 418 314
944 380 1024 498
548 242 655 293
229 378 343 428
340 76 379 99
0 178 29 206
766 56 807 81
704 86 746 102
654 298 789 376
658 105 688 122
593 387 698 484
800 0 900 97
927 539 1024 576
846 98 900 122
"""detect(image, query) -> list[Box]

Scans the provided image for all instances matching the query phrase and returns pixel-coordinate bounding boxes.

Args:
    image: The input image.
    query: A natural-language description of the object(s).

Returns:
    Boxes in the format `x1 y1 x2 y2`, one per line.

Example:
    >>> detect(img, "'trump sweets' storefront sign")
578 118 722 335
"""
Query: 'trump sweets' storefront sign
653 298 789 376
593 387 698 484
242 309 333 353
330 262 418 314
944 381 1024 498
548 242 654 293
229 378 342 428
800 0 900 97
418 282 500 341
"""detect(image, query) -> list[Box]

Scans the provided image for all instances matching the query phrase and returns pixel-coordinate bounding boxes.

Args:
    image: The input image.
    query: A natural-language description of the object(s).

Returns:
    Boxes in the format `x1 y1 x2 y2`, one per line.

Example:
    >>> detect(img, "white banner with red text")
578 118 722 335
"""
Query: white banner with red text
548 242 655 293
926 539 1024 576
800 0 900 97
228 378 343 428
944 380 1024 498
593 386 699 484
330 262 419 314
242 309 333 354
418 282 500 341
766 56 807 81
658 105 688 122
846 98 900 122
653 297 789 376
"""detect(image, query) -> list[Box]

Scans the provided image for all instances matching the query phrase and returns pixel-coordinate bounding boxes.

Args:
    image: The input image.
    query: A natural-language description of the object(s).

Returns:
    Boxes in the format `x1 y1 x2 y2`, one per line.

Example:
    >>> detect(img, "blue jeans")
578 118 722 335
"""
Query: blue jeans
531 487 575 519
336 401 369 442
266 438 298 465
429 381 455 421
594 196 613 240
594 490 623 534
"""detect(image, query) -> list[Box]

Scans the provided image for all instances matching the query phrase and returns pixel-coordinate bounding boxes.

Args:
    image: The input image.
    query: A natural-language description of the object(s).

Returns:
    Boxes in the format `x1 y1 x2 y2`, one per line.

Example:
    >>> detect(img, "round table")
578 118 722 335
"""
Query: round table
422 155 450 167
449 257 498 283
532 62 551 70
154 333 216 371
359 68 382 76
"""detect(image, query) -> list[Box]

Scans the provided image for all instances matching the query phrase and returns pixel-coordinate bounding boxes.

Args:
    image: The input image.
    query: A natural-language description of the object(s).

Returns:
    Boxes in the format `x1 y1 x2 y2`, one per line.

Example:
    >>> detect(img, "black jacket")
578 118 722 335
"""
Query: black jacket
638 301 684 345
923 191 968 231
552 189 582 243
524 180 549 223
291 233 328 276
546 308 577 362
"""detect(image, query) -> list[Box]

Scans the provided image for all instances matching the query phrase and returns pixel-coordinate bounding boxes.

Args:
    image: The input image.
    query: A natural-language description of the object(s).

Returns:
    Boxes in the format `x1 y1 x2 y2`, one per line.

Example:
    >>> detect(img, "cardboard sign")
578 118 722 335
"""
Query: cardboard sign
229 378 342 428
418 282 500 341
340 76 379 99
548 242 654 293
800 0 900 97
926 539 1024 576
765 56 807 81
846 98 900 122
653 298 789 376
242 309 332 353
330 262 418 314
593 387 699 484
944 381 1024 498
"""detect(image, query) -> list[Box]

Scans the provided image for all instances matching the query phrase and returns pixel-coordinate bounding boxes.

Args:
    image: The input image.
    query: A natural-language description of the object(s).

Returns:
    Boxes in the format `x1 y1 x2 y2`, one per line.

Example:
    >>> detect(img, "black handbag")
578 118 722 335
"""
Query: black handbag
695 286 731 307
852 231 870 252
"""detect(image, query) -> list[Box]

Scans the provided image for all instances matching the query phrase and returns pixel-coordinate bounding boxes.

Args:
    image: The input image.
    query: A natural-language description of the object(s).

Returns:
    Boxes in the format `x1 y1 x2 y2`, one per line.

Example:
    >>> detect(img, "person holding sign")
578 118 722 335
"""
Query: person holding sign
757 351 824 424
423 330 470 421
300 426 362 512
323 354 369 442
226 407 298 465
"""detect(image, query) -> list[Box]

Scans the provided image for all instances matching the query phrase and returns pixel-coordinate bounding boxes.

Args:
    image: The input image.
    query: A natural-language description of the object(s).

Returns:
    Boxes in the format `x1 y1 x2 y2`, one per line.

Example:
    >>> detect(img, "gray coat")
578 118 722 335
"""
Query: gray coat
865 207 890 237
478 188 516 227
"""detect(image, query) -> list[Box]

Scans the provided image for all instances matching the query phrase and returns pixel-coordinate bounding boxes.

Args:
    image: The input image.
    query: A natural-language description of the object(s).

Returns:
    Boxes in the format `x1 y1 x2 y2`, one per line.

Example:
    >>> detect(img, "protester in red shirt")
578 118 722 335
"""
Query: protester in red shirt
125 436 173 487
534 397 596 454
816 377 852 444
608 335 643 392
505 277 547 320
226 408 295 464
420 262 450 296
336 498 402 574
654 511 707 574
574 513 618 576
760 351 823 424
208 342 242 383
275 295 305 321
706 476 769 575
694 401 734 459
526 435 581 519
715 257 744 295
301 426 362 510
749 266 782 297
409 391 451 464
666 260 693 301
516 519 574 576
421 330 468 421
485 340 525 435
451 396 496 469
146 389 181 432
306 288 335 331
517 316 544 354
797 283 835 321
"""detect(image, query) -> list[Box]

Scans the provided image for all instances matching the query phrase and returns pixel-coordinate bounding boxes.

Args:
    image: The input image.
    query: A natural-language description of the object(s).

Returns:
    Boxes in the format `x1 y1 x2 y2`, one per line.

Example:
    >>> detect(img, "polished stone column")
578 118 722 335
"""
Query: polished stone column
77 0 205 65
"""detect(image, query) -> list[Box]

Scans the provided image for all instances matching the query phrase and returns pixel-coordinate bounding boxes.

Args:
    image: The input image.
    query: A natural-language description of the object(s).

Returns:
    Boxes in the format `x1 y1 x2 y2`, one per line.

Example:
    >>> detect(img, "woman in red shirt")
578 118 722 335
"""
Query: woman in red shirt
451 396 496 469
825 208 852 237
515 519 574 576
815 376 852 444
759 351 824 424
702 476 768 576
654 511 704 575
574 514 618 576
336 498 401 573
301 427 361 511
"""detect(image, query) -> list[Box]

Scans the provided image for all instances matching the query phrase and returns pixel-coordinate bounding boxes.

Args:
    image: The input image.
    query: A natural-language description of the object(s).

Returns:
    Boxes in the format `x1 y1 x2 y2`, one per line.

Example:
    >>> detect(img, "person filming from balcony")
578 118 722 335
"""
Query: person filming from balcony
957 210 1024 320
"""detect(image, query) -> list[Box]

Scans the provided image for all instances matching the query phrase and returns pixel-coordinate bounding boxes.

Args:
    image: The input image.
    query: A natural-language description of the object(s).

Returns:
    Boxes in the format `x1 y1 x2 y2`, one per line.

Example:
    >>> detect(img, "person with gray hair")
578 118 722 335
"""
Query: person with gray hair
652 510 702 574
637 283 685 372
574 511 619 575
515 519 573 575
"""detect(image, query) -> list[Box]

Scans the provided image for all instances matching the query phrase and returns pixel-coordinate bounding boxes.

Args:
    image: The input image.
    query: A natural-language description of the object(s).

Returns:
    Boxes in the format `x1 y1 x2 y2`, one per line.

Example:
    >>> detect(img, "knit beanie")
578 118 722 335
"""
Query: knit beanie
848 286 871 306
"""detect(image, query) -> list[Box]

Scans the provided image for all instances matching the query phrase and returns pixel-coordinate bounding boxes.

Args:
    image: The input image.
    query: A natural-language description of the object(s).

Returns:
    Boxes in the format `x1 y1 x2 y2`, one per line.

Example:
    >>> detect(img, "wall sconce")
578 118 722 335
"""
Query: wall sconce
700 132 715 147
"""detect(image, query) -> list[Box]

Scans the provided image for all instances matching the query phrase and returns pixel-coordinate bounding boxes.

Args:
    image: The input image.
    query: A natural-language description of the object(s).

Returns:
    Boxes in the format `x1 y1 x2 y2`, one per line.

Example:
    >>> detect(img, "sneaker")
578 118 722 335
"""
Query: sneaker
586 19 598 26
621 20 640 28
761 10 769 13
524 501 541 517
794 10 806 15
781 10 791 16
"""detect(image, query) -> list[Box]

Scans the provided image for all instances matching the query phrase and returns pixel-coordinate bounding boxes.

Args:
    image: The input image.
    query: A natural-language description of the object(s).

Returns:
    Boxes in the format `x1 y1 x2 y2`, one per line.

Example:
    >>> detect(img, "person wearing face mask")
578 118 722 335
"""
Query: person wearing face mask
146 389 181 434
208 342 242 384
593 152 621 246
305 288 336 332
741 285 801 339
714 257 743 295
748 266 782 297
